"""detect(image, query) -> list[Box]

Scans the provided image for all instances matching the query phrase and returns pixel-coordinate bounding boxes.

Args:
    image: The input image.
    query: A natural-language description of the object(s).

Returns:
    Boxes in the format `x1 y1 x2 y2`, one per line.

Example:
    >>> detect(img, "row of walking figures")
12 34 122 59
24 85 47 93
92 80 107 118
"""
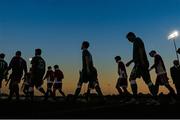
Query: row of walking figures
0 32 180 105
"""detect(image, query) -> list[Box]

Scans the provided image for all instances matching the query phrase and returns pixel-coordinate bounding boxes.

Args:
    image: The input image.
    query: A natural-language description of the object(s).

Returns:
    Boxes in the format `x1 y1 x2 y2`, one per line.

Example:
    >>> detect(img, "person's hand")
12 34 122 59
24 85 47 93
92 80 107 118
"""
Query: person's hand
126 61 131 67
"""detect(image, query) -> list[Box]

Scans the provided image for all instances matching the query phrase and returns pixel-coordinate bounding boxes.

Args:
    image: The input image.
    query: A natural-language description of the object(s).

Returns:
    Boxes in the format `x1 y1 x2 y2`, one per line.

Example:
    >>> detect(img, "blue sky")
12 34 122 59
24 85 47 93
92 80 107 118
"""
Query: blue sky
0 0 180 94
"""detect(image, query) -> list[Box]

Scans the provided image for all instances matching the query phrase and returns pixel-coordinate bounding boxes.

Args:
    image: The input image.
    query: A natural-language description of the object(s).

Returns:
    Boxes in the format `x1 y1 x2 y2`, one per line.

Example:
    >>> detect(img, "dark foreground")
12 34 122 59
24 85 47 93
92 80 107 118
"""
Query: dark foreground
0 94 180 119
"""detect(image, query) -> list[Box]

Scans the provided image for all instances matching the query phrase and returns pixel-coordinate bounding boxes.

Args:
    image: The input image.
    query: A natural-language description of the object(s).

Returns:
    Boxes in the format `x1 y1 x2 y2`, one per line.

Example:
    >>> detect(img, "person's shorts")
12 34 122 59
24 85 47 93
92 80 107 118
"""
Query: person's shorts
31 74 44 88
129 66 151 84
156 74 169 86
47 83 53 89
116 77 128 88
88 80 99 89
53 83 62 89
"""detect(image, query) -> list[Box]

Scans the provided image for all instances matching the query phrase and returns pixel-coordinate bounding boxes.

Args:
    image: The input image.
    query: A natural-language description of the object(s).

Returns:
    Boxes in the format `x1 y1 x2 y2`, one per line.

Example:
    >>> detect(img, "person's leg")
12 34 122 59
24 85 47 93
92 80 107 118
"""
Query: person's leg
141 67 156 96
122 87 130 95
14 83 19 100
74 79 83 97
58 83 65 97
116 79 123 95
165 84 175 95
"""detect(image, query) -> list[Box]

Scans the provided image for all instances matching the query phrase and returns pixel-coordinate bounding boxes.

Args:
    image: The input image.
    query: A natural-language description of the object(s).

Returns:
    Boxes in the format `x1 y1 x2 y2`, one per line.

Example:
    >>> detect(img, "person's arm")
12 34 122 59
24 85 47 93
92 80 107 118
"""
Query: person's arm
43 72 48 80
126 59 133 67
170 68 176 83
149 56 158 71
85 56 90 73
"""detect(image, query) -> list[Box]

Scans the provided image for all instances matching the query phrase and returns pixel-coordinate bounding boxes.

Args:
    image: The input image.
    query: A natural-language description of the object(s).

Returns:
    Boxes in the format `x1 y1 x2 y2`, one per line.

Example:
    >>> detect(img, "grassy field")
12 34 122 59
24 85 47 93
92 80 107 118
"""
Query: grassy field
0 94 179 119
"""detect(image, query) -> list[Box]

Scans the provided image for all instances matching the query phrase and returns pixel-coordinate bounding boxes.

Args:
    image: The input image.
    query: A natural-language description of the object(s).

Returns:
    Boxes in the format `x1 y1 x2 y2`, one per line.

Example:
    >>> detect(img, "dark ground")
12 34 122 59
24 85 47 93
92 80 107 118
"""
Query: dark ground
0 94 180 119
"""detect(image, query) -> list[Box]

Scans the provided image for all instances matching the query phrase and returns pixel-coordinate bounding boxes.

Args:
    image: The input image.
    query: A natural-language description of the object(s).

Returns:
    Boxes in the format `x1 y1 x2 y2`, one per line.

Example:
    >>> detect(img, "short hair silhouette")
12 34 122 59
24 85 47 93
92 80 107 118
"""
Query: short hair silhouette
126 32 136 38
35 48 42 55
149 50 156 57
0 53 5 58
16 51 21 56
48 66 52 69
54 65 59 69
115 56 121 61
82 41 90 48
173 60 179 66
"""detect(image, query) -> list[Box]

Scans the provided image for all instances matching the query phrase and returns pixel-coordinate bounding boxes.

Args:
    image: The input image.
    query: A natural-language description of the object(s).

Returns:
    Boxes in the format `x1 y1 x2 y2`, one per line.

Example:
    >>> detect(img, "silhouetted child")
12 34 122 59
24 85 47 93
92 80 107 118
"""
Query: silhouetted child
22 68 32 98
74 41 103 101
149 50 176 104
170 60 180 97
114 56 129 95
43 66 54 99
52 65 65 98
0 53 8 96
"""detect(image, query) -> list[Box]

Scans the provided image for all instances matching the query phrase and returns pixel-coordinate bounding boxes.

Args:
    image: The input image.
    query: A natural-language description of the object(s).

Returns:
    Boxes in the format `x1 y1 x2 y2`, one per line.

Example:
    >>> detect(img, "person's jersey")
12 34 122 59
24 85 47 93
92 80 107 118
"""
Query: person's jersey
118 60 127 79
44 70 54 82
170 65 180 84
0 59 8 76
8 56 27 75
31 56 46 76
54 69 64 83
133 37 149 68
82 49 94 70
154 54 166 76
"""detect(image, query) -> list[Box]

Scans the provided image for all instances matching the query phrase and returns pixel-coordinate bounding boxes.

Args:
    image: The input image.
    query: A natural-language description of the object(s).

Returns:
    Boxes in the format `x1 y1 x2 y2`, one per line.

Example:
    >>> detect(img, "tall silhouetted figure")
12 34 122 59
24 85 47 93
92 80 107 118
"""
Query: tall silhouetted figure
44 66 54 99
149 50 176 104
30 48 46 100
8 51 27 100
52 65 65 98
170 60 180 97
0 53 8 96
74 41 103 101
126 32 155 103
114 56 129 95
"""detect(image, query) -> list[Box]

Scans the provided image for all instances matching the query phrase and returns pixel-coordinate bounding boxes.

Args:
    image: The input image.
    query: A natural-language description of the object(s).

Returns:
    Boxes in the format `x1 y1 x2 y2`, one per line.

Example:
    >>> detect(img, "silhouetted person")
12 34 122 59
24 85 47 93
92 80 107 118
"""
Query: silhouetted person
149 50 176 104
0 53 8 96
22 68 32 99
74 41 103 101
126 32 155 103
52 65 65 98
43 66 54 99
8 51 27 100
114 56 129 95
30 48 46 100
170 60 180 97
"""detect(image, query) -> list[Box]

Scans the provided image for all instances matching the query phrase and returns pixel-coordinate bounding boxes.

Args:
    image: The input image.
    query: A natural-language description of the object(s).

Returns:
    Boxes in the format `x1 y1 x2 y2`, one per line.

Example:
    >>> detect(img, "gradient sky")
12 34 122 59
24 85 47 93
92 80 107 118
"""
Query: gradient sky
0 0 180 95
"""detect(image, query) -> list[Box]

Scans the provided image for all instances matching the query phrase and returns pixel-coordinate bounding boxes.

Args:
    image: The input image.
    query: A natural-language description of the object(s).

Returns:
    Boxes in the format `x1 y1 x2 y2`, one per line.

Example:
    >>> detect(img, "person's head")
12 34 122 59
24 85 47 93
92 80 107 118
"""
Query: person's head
177 48 180 54
48 66 52 70
54 65 59 70
35 48 42 56
16 51 21 57
149 50 156 57
126 32 136 43
0 53 5 59
114 56 121 63
173 60 179 66
81 41 89 50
